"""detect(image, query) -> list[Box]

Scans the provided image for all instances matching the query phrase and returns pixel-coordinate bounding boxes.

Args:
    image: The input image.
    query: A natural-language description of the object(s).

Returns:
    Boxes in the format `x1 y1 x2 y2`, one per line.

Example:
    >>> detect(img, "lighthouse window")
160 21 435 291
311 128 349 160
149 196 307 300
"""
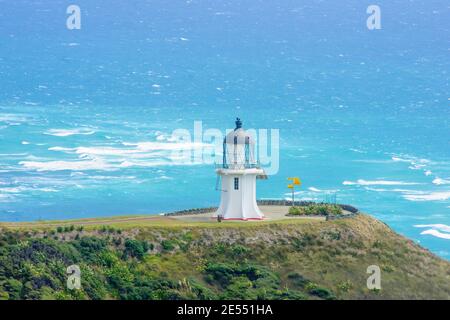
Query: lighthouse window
234 177 239 190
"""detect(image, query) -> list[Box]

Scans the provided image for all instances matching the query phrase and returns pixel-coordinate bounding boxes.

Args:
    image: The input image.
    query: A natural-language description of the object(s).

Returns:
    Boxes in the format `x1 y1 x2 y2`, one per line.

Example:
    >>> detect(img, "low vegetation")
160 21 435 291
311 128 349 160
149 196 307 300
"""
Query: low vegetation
288 204 343 216
0 214 449 300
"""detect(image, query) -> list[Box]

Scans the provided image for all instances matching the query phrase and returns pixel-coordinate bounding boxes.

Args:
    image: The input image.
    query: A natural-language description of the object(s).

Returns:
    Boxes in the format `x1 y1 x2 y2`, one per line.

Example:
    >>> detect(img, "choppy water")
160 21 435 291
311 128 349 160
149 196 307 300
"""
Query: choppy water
0 0 449 259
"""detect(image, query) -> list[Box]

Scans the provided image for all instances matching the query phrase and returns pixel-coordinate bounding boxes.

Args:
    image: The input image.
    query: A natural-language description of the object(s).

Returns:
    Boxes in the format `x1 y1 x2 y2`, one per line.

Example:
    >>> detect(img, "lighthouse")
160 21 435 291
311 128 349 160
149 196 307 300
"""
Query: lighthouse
215 118 265 220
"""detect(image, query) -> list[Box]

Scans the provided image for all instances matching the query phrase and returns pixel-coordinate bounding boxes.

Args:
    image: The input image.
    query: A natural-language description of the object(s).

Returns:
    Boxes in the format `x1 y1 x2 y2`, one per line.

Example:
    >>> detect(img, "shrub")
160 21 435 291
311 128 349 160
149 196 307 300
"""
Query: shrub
309 287 336 300
337 280 353 293
289 206 301 215
123 239 149 260
2 279 23 300
231 244 250 257
288 204 343 216
287 272 308 288
161 240 176 251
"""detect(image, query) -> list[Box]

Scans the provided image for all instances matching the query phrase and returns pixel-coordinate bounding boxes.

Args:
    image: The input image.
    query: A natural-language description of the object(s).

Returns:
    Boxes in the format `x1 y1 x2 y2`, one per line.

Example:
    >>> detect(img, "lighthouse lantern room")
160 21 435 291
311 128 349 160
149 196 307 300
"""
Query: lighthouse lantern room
215 118 265 220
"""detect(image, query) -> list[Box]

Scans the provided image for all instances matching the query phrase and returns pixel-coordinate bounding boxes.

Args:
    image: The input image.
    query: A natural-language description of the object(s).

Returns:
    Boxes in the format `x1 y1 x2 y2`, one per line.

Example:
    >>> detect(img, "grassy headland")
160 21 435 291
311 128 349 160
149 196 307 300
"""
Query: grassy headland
0 213 449 300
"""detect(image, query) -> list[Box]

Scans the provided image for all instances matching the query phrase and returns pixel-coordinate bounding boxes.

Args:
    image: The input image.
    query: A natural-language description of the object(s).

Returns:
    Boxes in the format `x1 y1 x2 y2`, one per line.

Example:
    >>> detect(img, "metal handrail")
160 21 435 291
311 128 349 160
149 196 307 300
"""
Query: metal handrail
215 162 260 169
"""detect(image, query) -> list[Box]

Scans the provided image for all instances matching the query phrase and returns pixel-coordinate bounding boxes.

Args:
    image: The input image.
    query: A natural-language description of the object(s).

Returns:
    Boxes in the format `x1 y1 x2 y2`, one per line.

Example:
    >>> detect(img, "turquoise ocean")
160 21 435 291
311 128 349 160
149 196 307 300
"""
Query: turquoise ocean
0 1 449 259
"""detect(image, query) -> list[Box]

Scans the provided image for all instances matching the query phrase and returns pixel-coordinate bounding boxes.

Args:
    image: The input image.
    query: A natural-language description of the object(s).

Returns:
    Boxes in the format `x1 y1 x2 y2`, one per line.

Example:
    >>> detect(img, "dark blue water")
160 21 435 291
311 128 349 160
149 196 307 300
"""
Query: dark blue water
0 1 449 259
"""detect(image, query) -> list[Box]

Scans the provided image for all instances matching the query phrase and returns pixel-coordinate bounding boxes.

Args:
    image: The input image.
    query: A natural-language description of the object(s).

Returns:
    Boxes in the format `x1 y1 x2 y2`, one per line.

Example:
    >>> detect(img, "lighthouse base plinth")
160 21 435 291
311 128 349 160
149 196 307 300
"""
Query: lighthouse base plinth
215 168 265 220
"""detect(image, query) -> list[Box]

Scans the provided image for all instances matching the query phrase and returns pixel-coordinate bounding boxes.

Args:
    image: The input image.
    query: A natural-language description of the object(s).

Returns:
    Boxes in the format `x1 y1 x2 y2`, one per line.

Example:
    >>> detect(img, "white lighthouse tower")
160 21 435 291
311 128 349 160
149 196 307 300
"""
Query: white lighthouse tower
215 118 265 220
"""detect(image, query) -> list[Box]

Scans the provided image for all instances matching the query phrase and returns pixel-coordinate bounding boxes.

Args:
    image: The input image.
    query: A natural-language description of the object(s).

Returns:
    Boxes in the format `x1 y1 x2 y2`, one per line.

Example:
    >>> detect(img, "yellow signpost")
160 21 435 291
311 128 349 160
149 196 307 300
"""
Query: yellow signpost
287 177 301 205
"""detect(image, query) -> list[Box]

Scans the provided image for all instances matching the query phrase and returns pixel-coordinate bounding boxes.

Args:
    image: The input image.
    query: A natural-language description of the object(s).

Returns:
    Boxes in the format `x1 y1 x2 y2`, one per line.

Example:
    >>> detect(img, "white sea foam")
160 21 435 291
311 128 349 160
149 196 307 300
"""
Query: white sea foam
349 148 366 154
19 159 112 171
364 187 426 194
284 196 317 201
352 159 392 164
0 113 29 124
0 187 26 193
44 128 96 137
392 156 411 163
49 140 209 157
156 175 173 180
403 191 450 201
0 186 58 194
284 191 305 196
87 175 137 180
414 224 450 240
343 179 421 186
392 155 429 164
419 229 450 240
38 188 59 192
408 164 426 170
432 177 450 185
20 156 203 172
123 141 208 151
392 155 432 175
308 187 339 193
414 224 450 233
48 147 73 152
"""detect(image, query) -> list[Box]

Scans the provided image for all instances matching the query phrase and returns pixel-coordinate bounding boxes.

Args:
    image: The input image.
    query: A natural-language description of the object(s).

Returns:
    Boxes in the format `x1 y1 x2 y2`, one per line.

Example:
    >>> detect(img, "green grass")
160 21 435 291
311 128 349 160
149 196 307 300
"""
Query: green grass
0 215 320 233
0 214 449 300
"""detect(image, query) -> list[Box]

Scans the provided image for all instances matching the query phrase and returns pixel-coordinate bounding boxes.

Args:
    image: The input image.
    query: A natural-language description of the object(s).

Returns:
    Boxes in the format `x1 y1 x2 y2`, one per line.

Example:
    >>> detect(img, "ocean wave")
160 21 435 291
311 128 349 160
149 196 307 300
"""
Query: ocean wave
44 128 96 137
155 175 173 181
49 141 210 158
364 187 426 194
19 159 112 171
432 177 450 185
284 196 317 201
414 224 450 233
414 224 450 240
349 148 366 154
403 191 450 201
42 140 215 170
122 141 209 151
20 156 204 171
308 187 339 193
343 179 421 186
0 187 26 193
418 229 450 240
392 155 430 164
87 175 137 180
0 186 58 194
0 113 29 123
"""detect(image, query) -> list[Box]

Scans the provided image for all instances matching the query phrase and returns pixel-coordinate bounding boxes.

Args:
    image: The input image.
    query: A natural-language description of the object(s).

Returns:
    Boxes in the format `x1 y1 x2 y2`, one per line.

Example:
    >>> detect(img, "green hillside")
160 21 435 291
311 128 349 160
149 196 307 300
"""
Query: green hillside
0 214 449 300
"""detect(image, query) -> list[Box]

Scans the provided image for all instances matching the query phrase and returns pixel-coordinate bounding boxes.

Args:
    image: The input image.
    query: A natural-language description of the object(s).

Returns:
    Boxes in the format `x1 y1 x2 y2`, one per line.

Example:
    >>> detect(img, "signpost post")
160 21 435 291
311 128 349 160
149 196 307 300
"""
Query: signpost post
287 177 301 206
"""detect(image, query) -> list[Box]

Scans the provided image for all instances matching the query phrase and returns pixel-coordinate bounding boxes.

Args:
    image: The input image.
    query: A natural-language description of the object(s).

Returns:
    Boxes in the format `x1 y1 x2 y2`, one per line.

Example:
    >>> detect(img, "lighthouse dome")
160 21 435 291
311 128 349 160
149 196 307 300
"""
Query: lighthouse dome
225 128 255 145
221 118 257 168
224 118 255 145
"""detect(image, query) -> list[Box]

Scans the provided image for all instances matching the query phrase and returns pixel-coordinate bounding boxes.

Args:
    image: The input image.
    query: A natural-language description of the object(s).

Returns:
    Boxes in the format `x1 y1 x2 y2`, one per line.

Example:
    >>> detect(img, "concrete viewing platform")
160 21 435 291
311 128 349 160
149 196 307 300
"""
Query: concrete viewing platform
169 205 323 223
169 205 358 223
